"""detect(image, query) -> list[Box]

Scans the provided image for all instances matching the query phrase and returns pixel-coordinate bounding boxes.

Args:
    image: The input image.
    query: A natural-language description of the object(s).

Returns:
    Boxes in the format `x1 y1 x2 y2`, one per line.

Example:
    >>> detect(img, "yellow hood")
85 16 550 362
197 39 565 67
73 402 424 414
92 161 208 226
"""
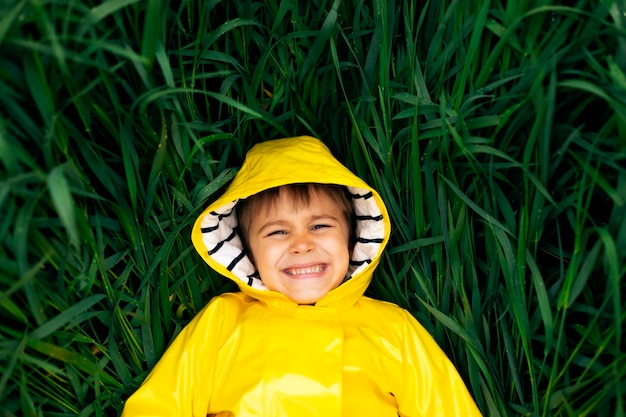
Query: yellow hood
191 136 390 308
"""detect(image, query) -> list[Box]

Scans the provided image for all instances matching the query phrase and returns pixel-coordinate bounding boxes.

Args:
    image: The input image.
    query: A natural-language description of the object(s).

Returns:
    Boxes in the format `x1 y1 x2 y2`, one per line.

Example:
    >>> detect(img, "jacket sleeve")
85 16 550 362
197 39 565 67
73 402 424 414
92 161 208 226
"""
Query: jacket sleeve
121 296 228 417
396 310 482 417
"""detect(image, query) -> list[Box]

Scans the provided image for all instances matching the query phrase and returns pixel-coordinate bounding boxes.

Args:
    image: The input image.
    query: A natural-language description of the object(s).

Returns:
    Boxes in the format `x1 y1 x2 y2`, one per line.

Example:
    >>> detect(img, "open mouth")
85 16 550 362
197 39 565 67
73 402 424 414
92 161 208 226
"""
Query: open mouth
284 264 327 276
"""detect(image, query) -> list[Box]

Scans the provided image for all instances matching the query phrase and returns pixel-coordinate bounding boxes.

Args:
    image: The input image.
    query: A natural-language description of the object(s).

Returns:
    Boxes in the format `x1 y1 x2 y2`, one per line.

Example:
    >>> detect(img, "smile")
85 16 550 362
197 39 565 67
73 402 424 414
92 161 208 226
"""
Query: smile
284 264 327 276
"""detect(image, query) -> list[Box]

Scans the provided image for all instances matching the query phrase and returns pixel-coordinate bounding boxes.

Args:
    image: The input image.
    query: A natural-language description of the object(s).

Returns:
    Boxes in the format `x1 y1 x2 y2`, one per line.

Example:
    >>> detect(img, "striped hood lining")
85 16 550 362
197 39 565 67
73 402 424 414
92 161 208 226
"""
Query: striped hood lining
198 186 385 290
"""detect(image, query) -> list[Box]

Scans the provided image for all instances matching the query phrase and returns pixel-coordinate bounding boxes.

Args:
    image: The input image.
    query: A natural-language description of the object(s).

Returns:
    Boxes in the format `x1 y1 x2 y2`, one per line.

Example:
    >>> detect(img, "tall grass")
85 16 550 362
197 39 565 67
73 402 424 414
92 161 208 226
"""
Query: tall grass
1 0 624 415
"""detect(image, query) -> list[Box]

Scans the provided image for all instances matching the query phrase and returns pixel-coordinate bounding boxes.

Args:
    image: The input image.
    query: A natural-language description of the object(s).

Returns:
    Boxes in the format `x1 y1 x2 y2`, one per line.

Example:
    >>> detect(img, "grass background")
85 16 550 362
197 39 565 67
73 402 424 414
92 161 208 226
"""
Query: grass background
1 0 625 415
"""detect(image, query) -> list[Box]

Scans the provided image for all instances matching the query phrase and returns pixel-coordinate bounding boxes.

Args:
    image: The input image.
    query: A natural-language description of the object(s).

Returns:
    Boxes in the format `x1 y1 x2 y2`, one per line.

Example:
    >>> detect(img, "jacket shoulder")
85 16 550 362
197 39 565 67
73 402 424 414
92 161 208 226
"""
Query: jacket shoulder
209 291 255 307
356 296 412 317
352 297 435 344
185 292 255 332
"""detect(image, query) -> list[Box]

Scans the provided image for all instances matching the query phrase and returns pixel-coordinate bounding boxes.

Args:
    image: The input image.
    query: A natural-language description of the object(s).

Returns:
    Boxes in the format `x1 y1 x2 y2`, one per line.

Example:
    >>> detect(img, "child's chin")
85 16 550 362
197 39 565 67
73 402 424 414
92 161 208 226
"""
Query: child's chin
289 292 325 305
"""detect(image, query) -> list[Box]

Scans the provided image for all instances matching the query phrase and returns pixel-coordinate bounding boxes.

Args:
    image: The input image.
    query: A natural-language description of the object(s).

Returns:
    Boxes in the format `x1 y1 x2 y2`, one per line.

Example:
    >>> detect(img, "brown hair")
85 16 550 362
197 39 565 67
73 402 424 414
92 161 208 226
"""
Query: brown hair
237 183 356 257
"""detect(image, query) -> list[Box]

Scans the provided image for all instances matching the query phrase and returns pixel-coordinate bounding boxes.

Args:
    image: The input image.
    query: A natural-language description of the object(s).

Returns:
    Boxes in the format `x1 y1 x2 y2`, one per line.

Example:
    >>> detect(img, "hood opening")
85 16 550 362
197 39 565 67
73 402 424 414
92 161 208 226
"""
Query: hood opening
198 185 385 291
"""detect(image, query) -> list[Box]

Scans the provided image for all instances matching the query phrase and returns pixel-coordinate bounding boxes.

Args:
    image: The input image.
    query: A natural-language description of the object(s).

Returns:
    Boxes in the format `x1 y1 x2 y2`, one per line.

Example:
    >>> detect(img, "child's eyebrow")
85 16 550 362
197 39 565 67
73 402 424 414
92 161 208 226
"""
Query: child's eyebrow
257 220 288 234
309 214 340 222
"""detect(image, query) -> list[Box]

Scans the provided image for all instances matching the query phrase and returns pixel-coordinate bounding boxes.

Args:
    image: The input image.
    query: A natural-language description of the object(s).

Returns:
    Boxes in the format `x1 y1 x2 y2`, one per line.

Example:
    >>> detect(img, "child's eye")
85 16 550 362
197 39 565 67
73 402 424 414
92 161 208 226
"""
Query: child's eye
312 224 331 231
266 230 287 236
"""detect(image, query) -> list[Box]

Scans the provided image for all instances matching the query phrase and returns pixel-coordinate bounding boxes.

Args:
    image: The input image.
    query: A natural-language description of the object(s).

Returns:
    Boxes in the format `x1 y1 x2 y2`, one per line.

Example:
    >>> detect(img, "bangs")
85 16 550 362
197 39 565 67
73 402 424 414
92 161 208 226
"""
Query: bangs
237 183 355 248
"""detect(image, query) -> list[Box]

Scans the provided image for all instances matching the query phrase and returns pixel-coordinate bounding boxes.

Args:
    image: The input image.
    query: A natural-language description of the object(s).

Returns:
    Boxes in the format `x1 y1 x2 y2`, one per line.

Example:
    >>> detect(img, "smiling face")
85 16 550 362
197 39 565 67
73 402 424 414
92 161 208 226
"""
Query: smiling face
244 186 352 304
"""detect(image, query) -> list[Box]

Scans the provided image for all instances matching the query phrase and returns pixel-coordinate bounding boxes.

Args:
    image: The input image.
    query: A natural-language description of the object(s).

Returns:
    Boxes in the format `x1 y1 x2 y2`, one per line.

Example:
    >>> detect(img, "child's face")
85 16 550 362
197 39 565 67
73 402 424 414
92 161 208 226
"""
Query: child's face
246 188 351 304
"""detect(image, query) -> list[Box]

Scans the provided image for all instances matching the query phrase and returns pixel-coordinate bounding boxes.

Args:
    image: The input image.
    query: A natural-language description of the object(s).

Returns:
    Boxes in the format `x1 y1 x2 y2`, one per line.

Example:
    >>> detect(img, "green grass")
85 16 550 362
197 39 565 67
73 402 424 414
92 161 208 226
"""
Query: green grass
1 0 625 415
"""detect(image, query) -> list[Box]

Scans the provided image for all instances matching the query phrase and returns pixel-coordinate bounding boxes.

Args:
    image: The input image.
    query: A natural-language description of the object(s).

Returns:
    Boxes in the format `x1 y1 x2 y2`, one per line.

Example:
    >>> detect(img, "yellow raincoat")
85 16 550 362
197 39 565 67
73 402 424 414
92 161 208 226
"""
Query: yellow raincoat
122 136 482 417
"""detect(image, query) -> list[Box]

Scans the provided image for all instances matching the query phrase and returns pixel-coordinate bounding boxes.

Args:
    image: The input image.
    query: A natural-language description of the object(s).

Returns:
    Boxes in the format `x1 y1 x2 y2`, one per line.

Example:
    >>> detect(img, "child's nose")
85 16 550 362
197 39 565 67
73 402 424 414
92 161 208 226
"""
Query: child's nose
290 233 314 253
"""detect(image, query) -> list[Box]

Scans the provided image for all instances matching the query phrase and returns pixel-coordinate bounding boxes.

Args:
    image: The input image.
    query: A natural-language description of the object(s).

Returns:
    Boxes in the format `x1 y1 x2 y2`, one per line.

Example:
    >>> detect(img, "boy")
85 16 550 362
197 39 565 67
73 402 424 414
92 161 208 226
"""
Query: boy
121 136 482 416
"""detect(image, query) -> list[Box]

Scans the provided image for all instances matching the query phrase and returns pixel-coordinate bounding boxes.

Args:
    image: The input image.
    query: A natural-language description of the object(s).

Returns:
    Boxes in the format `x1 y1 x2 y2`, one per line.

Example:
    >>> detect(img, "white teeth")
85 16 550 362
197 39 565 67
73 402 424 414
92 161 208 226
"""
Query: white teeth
285 265 324 275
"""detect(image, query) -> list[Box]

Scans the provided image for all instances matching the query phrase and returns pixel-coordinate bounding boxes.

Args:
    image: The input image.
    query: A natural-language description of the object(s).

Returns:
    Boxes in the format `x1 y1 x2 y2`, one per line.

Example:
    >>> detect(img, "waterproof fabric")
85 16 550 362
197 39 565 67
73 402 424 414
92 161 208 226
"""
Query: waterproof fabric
122 136 482 417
